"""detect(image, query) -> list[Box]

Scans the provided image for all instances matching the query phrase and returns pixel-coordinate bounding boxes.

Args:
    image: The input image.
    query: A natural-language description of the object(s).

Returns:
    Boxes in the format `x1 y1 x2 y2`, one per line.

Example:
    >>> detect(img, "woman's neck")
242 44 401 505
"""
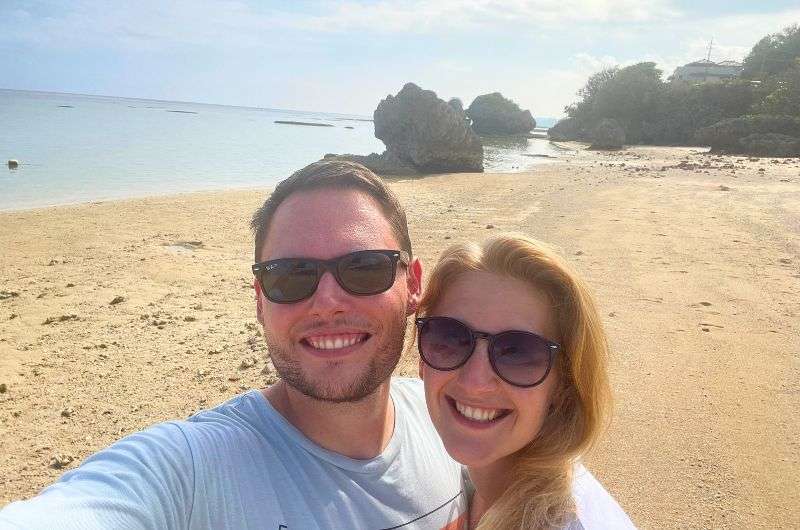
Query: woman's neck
467 457 515 528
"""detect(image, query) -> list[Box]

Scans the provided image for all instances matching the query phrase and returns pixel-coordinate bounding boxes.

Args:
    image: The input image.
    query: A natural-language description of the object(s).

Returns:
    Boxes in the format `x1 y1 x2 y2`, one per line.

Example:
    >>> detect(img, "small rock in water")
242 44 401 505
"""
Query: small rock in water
7 160 19 169
109 296 125 305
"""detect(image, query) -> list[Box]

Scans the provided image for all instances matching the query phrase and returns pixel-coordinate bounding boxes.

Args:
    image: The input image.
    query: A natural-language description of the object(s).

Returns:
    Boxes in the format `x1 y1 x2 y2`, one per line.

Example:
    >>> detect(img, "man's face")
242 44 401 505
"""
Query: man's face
255 188 421 403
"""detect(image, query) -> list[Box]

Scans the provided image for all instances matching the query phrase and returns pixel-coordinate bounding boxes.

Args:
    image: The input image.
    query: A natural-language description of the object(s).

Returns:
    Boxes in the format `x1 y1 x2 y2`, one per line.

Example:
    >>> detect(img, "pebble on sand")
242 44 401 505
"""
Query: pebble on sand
0 383 7 393
49 453 75 469
42 314 79 325
109 296 125 305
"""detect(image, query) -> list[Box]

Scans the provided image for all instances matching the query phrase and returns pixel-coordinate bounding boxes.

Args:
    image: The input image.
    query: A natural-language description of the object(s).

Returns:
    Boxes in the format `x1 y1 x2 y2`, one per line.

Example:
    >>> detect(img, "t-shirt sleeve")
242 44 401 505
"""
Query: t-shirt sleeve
0 421 195 530
572 465 637 529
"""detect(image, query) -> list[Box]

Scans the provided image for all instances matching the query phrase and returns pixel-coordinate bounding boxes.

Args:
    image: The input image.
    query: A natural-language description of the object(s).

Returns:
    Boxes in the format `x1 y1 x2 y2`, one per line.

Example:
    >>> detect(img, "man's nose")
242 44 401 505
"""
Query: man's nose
306 270 349 315
455 339 498 391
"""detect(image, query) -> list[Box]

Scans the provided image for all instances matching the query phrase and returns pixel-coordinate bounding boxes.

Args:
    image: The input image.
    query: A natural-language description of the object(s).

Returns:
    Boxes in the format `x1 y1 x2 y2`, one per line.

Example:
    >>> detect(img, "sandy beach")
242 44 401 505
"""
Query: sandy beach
0 145 798 528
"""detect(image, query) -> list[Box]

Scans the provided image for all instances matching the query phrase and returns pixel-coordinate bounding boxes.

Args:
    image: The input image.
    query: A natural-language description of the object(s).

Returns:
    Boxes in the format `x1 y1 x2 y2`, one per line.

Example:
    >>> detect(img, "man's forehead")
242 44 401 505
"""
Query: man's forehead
261 188 399 259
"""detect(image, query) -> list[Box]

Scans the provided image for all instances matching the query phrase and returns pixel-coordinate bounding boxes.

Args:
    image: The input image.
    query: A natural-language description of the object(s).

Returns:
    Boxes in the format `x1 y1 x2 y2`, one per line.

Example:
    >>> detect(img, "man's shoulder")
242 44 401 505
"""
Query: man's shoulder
390 376 423 393
572 465 636 529
389 376 426 411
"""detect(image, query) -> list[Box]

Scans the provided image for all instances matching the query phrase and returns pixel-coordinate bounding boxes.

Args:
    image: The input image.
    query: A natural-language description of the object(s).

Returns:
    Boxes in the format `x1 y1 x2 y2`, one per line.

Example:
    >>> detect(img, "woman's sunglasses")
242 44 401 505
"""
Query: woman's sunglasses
252 249 409 304
416 316 559 388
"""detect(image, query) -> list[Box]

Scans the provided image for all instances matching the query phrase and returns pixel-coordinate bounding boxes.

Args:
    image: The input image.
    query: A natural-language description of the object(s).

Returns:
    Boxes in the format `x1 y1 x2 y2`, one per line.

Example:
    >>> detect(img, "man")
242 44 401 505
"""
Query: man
0 161 467 529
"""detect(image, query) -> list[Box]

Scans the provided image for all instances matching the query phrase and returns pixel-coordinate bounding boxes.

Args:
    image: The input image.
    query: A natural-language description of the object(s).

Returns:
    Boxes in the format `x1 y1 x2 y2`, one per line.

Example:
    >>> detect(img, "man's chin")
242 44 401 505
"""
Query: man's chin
287 371 389 403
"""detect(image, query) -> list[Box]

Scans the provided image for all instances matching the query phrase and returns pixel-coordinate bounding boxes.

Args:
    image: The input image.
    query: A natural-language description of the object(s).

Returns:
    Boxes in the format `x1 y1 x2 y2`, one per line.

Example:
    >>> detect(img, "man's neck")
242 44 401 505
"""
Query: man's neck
261 380 395 459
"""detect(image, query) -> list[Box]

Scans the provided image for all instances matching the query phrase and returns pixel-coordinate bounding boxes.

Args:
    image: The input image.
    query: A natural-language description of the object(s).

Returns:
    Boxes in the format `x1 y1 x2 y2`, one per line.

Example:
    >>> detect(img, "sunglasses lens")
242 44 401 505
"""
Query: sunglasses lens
262 260 318 303
419 318 473 369
338 251 395 295
491 332 552 386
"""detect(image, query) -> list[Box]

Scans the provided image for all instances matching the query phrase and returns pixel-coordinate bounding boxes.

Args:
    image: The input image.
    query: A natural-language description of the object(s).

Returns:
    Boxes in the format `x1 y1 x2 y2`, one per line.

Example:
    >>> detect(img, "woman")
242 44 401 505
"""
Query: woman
416 234 634 529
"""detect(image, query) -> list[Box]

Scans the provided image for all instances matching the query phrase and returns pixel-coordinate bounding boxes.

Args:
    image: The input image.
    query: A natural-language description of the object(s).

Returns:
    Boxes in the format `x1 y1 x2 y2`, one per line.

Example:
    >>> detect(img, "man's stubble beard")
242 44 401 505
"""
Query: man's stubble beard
264 311 408 403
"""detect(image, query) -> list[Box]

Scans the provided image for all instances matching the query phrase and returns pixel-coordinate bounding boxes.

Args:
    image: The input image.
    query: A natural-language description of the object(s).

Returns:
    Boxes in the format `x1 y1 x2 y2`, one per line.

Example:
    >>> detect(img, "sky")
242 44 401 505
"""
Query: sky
1 1 799 117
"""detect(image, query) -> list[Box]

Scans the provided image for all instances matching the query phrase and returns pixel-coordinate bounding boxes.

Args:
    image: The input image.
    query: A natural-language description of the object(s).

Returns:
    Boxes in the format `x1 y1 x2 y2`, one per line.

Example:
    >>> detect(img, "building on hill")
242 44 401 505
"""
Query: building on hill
671 60 743 84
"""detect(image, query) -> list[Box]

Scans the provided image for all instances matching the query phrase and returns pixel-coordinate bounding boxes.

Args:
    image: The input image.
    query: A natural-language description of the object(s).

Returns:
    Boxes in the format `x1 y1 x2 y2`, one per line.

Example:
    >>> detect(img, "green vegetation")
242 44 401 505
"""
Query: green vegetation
556 24 800 156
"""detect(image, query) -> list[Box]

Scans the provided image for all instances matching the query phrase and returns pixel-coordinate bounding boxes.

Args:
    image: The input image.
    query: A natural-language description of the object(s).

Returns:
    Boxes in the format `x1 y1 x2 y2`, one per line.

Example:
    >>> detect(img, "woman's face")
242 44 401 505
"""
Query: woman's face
421 271 560 470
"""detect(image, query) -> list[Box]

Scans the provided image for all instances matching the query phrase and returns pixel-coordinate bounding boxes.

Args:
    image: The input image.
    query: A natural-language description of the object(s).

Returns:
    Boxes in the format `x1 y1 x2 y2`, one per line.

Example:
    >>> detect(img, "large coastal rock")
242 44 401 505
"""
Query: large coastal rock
373 83 483 173
696 115 800 155
589 118 626 150
322 151 419 176
466 93 536 135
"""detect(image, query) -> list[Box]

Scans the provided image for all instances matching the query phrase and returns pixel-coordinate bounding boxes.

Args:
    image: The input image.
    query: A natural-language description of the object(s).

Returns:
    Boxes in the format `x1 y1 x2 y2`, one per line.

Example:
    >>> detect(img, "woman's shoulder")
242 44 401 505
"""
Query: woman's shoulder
569 464 637 529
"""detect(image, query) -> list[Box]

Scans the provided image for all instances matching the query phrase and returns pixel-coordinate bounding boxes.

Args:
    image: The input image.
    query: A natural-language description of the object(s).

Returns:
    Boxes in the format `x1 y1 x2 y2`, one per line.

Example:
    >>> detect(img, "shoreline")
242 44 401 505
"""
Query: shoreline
1 146 798 529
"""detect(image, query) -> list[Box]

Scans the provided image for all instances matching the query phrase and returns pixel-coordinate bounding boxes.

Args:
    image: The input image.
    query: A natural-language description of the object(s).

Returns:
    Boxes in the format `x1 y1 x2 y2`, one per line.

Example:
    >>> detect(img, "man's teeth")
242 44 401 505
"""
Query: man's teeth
306 334 366 350
455 401 503 422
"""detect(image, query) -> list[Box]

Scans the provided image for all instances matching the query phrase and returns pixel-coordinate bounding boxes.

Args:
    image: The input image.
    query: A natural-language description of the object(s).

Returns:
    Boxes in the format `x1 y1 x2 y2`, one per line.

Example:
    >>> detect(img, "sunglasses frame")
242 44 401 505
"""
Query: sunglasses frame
415 316 560 388
253 249 410 304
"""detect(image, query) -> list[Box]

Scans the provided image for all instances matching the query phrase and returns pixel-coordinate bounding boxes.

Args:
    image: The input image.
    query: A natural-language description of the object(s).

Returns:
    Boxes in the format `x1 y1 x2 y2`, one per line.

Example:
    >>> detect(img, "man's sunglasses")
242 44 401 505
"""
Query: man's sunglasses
252 249 410 304
416 316 559 388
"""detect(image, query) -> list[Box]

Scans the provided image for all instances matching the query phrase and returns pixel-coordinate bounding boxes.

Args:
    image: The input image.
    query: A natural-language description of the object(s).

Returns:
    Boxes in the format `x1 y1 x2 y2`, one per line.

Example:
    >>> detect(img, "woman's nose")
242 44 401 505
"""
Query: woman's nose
455 339 498 390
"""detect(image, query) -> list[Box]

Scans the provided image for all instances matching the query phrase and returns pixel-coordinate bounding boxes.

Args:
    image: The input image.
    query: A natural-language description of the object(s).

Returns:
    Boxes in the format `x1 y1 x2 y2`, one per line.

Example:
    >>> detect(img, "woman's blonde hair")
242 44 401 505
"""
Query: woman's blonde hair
417 233 612 530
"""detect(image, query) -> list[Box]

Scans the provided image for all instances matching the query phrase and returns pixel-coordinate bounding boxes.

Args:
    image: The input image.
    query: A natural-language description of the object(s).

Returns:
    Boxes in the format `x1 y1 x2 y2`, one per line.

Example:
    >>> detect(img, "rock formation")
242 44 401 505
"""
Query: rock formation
328 83 483 174
466 93 536 135
589 119 626 150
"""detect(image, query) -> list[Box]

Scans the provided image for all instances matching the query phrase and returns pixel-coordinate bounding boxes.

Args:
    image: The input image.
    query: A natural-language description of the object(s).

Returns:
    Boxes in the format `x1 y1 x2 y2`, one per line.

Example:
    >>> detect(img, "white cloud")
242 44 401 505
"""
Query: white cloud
286 0 682 33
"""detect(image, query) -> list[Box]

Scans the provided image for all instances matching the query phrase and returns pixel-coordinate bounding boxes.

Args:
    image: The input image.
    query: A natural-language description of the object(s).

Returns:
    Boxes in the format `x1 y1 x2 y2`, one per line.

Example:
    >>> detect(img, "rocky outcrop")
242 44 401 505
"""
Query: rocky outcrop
466 93 536 135
739 133 800 157
324 83 483 174
373 83 483 173
322 151 419 176
589 118 626 150
696 115 800 155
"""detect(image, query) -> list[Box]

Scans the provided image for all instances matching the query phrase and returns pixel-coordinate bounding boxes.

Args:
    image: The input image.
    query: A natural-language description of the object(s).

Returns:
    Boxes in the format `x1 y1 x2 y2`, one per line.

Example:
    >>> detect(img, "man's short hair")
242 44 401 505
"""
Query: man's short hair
251 160 413 262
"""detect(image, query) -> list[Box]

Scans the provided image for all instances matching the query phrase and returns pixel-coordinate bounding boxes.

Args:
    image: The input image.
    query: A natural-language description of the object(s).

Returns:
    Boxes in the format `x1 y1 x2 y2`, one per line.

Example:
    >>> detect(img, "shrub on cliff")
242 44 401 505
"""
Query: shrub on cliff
448 98 464 113
466 92 536 135
695 115 800 152
739 133 800 157
590 118 626 150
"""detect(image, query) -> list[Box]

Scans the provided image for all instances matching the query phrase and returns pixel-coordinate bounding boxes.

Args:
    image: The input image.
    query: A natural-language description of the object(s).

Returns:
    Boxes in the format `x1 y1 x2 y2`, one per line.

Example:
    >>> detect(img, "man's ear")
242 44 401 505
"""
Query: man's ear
405 257 422 316
254 278 264 322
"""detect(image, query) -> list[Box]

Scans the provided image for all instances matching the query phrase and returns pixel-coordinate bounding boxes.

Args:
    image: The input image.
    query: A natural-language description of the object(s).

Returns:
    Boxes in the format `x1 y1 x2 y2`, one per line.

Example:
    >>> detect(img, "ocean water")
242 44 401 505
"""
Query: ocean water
1 89 561 211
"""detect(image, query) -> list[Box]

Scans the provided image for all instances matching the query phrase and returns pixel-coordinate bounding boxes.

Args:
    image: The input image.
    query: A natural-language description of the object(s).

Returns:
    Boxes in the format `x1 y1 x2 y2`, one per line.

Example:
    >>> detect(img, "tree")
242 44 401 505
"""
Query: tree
742 24 800 80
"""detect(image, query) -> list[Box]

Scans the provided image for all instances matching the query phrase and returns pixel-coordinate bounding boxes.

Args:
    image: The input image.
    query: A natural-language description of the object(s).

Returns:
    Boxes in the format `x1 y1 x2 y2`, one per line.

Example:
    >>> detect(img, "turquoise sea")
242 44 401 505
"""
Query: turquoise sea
1 89 561 211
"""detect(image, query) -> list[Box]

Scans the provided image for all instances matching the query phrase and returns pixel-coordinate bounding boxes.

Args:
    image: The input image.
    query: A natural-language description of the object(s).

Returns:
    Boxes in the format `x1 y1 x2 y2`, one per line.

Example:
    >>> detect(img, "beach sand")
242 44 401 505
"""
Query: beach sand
0 145 798 528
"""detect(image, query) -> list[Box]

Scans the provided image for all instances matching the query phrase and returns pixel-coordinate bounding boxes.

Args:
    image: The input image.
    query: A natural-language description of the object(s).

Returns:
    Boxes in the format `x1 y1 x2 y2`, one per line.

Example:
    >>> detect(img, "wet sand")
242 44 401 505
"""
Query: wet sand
1 145 798 528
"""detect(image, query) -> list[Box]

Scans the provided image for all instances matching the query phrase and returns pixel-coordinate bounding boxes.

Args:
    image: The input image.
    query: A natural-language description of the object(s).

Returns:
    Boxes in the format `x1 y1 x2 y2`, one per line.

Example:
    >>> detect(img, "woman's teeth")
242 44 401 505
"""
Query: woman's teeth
306 334 366 350
455 401 503 422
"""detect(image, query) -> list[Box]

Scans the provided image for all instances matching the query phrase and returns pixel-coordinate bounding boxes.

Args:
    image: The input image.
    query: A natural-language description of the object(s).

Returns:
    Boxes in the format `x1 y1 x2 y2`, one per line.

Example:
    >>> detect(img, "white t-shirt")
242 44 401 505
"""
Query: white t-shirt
0 378 468 530
569 465 636 529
